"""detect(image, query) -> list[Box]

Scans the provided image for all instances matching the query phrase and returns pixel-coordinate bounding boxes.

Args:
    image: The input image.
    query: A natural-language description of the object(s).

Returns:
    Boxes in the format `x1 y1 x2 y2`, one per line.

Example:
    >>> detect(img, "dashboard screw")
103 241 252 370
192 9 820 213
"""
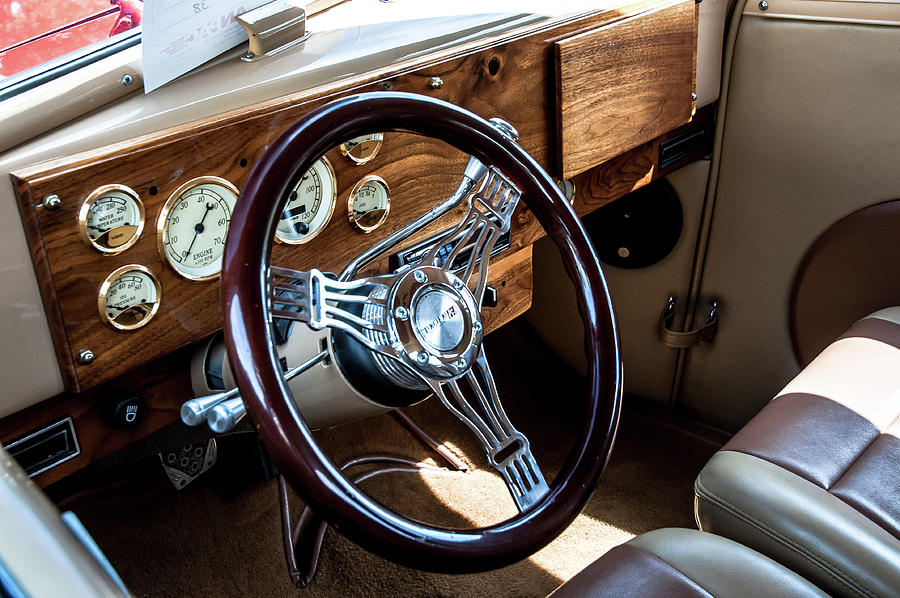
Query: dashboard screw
428 76 444 90
758 0 768 9
472 321 482 332
453 279 464 290
77 349 95 365
416 352 429 364
121 74 133 86
692 92 698 101
394 306 409 320
455 357 467 368
413 270 427 283
42 194 61 210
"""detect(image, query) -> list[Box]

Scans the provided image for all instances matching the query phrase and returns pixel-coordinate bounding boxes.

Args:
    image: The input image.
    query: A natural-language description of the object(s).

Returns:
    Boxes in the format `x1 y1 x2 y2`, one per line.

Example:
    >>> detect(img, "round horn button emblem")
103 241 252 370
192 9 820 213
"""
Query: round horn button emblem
412 289 467 352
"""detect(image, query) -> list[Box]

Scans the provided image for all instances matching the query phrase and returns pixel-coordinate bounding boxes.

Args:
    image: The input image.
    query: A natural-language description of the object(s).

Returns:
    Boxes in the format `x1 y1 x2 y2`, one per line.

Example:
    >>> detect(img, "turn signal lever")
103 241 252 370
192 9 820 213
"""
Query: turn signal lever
180 349 328 433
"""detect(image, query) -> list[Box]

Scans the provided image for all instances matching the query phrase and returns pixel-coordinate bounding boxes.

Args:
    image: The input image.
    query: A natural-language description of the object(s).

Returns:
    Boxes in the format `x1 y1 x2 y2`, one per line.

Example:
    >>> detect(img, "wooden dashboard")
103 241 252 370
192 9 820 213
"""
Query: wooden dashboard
3 0 705 485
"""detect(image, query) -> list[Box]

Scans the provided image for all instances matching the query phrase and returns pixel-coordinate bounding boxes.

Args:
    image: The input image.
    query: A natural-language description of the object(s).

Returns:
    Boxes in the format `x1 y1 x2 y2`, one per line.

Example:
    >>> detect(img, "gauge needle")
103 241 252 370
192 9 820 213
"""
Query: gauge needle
183 202 215 258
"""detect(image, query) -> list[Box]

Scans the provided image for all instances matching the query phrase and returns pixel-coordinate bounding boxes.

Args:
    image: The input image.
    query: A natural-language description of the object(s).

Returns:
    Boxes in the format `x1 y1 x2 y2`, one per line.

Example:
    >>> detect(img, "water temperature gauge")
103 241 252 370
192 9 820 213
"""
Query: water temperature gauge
98 265 161 331
78 185 144 254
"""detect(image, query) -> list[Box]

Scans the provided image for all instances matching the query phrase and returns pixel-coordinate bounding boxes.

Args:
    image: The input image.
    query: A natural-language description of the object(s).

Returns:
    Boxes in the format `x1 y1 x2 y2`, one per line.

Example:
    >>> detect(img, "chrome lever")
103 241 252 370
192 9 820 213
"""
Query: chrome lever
208 397 247 433
181 387 241 426
180 349 329 432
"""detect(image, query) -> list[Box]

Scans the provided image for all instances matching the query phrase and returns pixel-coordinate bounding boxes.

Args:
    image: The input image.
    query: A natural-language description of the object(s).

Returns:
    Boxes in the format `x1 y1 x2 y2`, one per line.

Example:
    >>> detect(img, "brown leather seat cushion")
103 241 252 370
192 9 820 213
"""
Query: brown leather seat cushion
696 309 900 598
548 529 827 598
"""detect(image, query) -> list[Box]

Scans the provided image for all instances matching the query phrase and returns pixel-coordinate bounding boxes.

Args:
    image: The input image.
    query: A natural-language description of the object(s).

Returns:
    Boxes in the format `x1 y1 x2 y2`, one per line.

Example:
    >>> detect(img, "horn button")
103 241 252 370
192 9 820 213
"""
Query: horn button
387 266 483 379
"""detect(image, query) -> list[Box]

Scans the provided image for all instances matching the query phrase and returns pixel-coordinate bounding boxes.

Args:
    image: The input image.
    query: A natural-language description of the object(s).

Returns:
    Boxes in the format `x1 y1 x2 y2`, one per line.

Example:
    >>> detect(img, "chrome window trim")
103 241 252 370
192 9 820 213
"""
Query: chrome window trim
0 28 142 103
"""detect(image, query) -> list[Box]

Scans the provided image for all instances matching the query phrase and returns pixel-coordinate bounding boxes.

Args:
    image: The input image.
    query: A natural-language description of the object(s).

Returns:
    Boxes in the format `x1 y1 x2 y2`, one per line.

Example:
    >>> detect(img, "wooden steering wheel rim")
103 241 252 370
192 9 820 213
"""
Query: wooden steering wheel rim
222 91 622 573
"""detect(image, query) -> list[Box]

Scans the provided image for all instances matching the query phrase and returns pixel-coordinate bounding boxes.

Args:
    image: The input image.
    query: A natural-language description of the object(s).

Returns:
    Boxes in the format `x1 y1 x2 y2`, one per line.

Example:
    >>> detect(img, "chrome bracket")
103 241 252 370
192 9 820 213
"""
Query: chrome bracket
237 0 310 62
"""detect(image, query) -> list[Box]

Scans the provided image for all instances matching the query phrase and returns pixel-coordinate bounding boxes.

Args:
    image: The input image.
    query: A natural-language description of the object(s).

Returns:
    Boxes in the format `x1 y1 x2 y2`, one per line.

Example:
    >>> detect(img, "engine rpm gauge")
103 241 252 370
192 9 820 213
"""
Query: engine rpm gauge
347 176 391 233
78 184 144 254
275 157 336 245
98 265 161 331
157 177 238 281
339 133 384 165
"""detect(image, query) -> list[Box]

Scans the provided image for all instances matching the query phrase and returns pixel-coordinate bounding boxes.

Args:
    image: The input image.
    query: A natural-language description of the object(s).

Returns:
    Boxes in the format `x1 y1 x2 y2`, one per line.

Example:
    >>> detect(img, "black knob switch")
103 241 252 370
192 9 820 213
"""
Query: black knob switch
111 396 143 428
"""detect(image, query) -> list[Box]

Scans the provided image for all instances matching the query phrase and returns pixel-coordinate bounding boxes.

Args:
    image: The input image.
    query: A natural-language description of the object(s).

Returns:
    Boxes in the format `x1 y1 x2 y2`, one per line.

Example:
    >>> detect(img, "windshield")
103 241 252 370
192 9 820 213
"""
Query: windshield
0 0 142 81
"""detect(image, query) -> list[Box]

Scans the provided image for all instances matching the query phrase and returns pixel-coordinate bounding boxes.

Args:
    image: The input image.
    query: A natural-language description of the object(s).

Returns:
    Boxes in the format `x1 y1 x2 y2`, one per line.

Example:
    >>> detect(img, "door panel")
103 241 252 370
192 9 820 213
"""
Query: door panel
679 2 900 429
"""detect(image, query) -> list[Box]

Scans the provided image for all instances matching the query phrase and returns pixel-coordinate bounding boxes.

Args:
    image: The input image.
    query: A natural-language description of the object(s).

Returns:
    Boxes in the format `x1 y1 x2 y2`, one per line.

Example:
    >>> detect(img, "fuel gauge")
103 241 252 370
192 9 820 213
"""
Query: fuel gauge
339 133 383 165
98 265 161 331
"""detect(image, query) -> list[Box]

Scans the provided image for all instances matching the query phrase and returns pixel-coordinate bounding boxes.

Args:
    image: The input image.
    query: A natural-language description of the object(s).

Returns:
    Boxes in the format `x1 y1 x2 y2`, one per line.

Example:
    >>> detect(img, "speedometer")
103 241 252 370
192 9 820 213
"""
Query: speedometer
157 177 238 281
275 157 336 244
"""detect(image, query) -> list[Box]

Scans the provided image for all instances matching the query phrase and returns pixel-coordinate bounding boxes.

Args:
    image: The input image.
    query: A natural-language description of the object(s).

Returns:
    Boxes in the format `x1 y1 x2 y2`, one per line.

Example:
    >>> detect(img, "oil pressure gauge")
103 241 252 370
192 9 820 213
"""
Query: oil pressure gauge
275 157 336 244
348 176 391 233
78 184 144 254
157 177 238 281
98 265 161 331
339 133 383 165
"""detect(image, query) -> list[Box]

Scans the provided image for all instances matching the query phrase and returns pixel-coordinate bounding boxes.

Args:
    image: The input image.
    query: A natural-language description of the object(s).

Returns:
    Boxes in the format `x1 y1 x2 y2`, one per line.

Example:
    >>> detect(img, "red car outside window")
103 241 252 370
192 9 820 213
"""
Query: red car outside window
0 0 143 80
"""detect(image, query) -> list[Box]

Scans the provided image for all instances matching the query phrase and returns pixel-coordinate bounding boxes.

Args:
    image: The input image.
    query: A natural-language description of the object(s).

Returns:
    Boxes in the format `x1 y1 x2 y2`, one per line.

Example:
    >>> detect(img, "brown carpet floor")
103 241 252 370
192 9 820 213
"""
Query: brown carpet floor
66 324 720 597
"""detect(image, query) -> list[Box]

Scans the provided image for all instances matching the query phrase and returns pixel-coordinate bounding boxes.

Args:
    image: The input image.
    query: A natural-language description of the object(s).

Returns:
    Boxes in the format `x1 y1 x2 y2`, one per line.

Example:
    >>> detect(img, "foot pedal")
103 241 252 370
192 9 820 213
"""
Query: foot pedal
159 439 217 489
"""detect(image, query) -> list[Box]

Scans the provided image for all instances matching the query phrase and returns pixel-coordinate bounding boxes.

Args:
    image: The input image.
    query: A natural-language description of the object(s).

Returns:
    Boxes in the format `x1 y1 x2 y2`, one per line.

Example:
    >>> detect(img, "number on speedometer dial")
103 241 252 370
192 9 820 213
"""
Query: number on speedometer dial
157 176 238 281
275 157 336 244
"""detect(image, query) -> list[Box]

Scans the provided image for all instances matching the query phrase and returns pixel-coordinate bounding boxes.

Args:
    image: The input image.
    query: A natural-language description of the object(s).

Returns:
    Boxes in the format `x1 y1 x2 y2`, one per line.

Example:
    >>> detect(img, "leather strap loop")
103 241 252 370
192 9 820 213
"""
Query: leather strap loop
659 297 719 349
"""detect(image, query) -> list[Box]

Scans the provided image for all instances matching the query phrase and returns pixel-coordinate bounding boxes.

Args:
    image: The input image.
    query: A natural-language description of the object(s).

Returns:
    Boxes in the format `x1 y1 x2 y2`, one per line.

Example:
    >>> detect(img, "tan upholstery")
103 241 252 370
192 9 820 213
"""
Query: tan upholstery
549 528 828 598
696 309 900 598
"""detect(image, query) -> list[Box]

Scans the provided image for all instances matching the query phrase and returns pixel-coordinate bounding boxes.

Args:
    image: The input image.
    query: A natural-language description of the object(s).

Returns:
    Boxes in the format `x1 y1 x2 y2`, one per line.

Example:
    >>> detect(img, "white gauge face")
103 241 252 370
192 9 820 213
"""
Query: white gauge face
79 185 144 254
340 133 384 165
348 176 391 233
99 265 161 331
275 157 336 244
158 177 238 280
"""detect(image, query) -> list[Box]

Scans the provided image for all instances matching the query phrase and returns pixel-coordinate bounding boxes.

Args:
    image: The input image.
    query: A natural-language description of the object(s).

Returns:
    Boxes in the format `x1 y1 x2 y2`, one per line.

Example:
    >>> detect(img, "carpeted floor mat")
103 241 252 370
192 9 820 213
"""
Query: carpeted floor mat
67 324 721 597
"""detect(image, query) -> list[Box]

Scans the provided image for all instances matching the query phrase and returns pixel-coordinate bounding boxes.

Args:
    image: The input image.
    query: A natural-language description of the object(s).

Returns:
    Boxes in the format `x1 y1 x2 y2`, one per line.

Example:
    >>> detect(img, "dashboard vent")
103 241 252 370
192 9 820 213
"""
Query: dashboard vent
4 416 80 477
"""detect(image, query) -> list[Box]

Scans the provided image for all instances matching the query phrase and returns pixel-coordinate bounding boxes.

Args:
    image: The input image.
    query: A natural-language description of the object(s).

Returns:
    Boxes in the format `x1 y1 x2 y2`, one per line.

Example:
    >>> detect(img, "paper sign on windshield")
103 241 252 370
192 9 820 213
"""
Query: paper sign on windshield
142 0 267 92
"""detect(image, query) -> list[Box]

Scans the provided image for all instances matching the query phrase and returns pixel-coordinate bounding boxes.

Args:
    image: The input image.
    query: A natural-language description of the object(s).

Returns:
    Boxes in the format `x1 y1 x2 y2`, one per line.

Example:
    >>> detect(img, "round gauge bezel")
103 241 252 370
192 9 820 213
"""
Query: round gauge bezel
339 132 384 165
97 264 162 331
556 178 576 204
156 176 239 281
77 184 145 255
274 157 337 245
347 175 391 234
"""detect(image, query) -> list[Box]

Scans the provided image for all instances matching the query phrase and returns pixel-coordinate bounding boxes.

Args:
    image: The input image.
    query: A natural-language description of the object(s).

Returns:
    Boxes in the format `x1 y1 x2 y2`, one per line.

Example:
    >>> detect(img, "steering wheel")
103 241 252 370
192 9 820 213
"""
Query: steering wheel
222 91 621 573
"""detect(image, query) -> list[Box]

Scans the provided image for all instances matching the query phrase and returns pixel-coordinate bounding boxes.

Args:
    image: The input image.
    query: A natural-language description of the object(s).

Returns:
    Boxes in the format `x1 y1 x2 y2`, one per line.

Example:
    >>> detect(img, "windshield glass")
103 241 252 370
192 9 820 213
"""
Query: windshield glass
0 0 142 81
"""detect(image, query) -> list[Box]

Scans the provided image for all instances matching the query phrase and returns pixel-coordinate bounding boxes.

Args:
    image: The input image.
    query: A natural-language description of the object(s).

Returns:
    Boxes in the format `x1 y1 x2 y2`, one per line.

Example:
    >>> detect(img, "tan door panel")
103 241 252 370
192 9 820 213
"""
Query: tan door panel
678 6 900 429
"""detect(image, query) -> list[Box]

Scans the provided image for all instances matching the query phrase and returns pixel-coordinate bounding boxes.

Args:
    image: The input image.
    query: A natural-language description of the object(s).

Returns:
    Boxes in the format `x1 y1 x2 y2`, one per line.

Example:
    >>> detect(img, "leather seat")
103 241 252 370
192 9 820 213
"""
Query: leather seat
695 308 900 598
549 528 827 597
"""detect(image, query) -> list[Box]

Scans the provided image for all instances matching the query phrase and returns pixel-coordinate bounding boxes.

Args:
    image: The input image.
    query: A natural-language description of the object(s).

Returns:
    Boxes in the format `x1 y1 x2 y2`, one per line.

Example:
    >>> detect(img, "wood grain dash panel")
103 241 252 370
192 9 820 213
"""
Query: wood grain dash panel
556 0 697 179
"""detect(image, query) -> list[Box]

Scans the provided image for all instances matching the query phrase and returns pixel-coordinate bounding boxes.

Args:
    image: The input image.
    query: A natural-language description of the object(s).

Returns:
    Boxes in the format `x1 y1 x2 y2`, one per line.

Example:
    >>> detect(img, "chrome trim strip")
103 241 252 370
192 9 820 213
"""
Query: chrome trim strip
0 29 141 102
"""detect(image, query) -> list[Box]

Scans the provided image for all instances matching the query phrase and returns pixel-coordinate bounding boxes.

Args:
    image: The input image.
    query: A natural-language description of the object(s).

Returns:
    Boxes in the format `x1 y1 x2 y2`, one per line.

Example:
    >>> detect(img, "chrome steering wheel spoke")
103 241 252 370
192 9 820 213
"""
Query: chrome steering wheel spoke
420 168 521 309
427 350 549 512
270 265 397 354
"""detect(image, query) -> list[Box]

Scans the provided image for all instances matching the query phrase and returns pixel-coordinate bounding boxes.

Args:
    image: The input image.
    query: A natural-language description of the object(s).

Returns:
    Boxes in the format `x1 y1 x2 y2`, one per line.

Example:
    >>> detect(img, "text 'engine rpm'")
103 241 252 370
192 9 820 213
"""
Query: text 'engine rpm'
158 177 238 280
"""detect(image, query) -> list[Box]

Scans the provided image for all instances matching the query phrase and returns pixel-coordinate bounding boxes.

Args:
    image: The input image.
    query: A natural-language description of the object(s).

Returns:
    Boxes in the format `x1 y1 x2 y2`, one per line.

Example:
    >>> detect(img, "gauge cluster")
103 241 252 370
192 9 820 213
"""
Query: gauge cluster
72 134 393 335
13 107 486 393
